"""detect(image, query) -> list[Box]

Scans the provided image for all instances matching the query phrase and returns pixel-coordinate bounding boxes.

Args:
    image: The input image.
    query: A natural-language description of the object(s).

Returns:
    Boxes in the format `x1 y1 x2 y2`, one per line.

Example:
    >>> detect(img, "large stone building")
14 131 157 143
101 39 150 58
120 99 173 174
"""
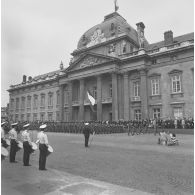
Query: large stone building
8 12 194 122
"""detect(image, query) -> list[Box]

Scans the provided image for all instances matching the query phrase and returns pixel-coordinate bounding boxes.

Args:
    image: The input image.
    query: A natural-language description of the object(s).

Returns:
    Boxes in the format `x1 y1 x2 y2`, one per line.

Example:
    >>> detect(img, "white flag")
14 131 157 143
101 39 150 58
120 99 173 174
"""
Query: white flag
87 91 95 106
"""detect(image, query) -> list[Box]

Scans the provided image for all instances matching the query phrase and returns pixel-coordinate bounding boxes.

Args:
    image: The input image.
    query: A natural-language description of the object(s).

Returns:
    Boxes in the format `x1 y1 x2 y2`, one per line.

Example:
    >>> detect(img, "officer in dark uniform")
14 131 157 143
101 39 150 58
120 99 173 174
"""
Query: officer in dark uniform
83 122 91 147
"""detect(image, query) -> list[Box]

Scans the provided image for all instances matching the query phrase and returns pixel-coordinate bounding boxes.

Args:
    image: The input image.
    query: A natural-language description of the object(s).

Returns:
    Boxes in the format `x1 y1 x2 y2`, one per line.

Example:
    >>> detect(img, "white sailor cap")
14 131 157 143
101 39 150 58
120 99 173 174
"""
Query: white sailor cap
40 124 47 129
11 122 18 126
84 122 89 125
1 122 6 126
23 123 30 128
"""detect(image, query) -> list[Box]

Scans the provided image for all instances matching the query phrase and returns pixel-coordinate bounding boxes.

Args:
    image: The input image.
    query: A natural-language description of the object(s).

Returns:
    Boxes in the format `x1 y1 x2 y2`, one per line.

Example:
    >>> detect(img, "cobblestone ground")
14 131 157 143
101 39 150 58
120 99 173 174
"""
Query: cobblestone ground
6 132 194 195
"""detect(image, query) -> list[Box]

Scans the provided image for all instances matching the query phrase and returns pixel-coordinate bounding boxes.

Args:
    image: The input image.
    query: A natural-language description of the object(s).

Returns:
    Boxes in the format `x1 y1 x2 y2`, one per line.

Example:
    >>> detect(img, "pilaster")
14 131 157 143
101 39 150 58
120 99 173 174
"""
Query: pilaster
59 85 64 121
97 75 102 121
68 81 73 121
112 72 118 121
123 73 130 120
79 79 85 121
140 68 148 119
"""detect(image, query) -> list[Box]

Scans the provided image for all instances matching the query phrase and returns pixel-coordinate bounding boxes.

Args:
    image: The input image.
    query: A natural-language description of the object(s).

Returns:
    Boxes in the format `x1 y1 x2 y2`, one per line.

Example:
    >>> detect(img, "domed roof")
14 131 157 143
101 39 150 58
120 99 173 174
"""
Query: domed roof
77 12 140 49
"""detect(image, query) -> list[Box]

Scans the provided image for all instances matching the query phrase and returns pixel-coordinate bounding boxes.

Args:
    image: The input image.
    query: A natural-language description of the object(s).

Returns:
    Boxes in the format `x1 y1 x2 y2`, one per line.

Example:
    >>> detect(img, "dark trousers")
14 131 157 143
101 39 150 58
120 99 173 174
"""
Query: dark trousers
23 141 32 166
10 139 17 162
39 144 48 170
84 135 89 147
1 138 7 148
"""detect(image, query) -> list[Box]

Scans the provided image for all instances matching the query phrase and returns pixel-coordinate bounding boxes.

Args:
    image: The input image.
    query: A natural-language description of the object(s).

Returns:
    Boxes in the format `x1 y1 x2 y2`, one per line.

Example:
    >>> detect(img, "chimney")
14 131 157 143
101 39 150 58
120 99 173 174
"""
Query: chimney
22 75 27 83
28 76 32 81
164 31 173 45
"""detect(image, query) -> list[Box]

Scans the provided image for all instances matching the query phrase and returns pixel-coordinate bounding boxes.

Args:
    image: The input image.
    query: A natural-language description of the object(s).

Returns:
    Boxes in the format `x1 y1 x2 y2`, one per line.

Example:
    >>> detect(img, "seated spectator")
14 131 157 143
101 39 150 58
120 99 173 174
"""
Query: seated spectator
167 133 179 146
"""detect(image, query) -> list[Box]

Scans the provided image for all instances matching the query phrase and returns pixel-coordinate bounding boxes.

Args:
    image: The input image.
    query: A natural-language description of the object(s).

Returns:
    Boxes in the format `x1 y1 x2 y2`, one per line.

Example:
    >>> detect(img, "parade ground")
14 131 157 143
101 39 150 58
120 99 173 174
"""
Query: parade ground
2 132 194 195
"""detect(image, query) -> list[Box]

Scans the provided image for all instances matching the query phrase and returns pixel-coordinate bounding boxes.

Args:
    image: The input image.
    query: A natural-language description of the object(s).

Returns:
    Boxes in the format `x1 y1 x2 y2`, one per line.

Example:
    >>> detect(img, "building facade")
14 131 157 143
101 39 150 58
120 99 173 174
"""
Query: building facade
8 12 194 122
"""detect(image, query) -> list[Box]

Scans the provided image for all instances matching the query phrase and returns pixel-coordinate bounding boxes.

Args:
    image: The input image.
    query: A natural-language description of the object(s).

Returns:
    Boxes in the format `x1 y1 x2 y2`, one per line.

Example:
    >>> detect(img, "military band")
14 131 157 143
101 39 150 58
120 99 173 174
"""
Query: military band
9 123 18 163
22 123 32 166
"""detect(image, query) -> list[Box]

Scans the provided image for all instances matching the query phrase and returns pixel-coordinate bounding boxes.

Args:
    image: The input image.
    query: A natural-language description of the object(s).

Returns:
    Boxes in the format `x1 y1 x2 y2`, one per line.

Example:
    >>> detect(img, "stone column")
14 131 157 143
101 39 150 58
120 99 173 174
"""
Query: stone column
112 72 118 121
140 68 148 119
68 81 72 121
97 75 102 121
79 79 84 121
123 73 130 120
59 85 64 121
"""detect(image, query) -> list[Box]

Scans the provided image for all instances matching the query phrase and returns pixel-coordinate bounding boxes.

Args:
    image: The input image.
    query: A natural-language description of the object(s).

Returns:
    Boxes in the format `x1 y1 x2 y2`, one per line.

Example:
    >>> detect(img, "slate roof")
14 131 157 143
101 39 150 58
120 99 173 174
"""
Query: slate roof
146 32 194 50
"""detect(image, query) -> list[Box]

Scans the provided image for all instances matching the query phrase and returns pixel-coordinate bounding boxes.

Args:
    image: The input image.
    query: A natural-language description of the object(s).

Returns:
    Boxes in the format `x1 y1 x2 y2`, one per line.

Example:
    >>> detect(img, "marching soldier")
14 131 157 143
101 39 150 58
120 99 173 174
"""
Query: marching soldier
22 124 32 166
83 122 91 147
36 124 49 170
9 123 18 163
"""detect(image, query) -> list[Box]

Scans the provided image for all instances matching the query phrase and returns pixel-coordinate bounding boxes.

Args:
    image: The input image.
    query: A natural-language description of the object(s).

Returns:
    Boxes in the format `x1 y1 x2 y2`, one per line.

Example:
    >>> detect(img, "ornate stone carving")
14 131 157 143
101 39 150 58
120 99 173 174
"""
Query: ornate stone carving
86 28 106 47
80 56 106 68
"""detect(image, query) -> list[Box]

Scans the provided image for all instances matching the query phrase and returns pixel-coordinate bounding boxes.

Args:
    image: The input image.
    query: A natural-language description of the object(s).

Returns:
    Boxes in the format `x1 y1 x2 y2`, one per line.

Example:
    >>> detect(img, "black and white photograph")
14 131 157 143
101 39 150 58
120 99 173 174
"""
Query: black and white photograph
1 0 194 194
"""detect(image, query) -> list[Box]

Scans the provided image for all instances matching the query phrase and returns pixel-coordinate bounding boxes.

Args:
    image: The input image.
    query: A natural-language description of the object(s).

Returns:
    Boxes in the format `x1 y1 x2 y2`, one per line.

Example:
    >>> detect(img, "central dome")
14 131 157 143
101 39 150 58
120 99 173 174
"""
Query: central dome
77 12 140 49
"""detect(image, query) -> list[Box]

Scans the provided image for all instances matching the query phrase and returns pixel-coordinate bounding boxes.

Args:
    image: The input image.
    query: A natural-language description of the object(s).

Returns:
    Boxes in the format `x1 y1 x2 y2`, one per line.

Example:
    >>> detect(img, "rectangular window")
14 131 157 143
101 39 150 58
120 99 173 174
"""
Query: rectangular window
48 112 53 121
21 97 25 110
21 114 25 121
133 81 140 97
64 108 69 122
16 98 19 110
173 107 183 119
56 111 60 121
134 109 141 120
151 79 159 95
48 93 53 107
11 99 15 110
40 95 45 107
27 96 31 109
172 75 181 93
153 108 160 119
27 114 31 121
64 89 69 104
40 113 45 121
56 91 60 105
33 113 37 121
15 114 19 122
33 95 38 109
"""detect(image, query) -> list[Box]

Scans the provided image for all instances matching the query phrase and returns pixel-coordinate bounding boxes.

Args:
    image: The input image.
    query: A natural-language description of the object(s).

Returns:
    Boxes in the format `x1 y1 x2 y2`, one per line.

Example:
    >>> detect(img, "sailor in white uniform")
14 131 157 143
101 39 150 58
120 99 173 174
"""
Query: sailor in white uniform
36 124 49 170
22 124 32 166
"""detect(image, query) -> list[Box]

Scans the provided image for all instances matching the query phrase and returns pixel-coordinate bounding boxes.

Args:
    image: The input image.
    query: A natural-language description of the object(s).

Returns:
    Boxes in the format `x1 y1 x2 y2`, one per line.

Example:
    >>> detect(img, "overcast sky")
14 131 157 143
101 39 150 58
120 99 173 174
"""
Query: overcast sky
1 0 194 107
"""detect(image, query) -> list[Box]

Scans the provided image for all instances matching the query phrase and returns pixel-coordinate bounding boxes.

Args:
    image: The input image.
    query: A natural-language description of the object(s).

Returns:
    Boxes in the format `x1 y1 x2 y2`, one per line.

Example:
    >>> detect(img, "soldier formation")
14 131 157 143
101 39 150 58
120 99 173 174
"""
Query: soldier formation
1 117 194 136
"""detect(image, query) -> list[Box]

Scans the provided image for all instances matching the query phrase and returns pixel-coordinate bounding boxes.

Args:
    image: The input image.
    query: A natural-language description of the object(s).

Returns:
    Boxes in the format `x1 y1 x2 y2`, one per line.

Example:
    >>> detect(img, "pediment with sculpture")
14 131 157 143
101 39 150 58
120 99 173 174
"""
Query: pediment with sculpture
67 53 117 72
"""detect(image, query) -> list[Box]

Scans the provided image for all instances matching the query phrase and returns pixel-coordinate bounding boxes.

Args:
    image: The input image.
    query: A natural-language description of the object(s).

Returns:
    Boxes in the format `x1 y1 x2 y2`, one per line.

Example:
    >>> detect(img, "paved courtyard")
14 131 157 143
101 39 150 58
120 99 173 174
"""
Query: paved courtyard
2 132 194 195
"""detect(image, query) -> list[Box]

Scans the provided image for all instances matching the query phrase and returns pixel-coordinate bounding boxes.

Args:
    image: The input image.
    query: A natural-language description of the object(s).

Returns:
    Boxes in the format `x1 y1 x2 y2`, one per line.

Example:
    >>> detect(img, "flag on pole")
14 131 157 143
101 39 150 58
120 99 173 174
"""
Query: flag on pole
114 0 119 12
87 91 95 106
87 91 96 113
